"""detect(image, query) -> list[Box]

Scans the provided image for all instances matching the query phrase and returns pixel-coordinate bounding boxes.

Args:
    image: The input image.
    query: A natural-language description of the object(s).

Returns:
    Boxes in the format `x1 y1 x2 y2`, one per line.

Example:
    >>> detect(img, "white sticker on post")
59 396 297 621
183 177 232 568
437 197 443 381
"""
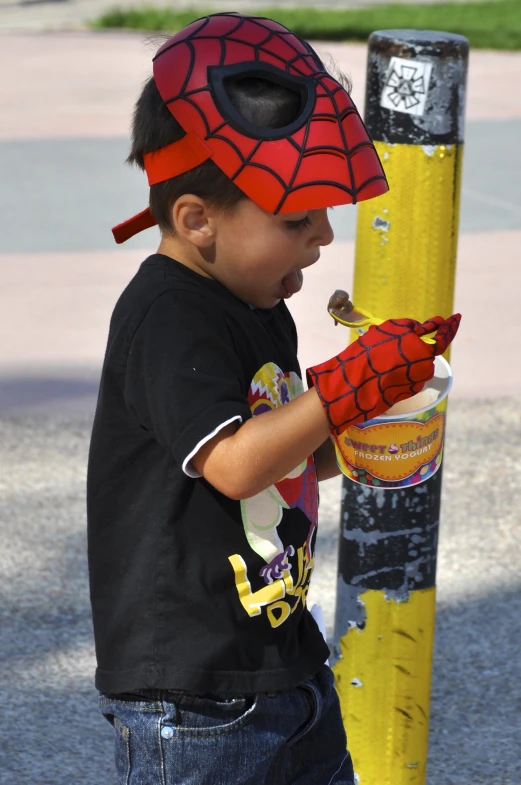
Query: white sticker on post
380 57 433 116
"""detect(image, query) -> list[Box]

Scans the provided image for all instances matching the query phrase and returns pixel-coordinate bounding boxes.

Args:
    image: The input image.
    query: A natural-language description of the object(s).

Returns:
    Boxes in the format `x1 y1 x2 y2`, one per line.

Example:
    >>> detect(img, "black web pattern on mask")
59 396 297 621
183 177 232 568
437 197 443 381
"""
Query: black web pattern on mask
154 14 388 212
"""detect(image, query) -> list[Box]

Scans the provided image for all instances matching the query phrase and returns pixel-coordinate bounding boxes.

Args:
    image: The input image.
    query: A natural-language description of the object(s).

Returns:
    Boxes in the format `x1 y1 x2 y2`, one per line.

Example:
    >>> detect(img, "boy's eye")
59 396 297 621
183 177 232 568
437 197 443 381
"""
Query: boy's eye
285 216 311 231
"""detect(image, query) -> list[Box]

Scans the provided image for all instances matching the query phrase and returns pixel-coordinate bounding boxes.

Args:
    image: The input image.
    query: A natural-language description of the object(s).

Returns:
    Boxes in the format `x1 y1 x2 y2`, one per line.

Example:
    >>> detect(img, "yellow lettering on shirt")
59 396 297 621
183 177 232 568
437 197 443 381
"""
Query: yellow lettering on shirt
229 545 315 627
266 601 292 628
228 554 294 617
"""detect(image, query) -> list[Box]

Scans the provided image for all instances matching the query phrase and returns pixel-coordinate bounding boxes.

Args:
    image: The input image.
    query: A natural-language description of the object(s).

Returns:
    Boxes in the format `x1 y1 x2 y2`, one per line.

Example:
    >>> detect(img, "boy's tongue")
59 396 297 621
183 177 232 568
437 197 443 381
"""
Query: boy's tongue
281 269 303 297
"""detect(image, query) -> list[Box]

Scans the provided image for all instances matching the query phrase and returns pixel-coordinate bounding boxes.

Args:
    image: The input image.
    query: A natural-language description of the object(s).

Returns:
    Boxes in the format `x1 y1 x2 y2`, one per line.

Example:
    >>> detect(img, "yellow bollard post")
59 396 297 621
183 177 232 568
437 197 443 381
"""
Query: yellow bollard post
332 30 468 784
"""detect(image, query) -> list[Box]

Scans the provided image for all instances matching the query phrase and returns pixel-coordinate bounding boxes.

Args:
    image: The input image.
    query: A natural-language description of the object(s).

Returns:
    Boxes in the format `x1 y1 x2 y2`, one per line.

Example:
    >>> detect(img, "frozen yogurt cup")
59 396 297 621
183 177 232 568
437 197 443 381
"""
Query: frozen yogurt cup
334 355 453 489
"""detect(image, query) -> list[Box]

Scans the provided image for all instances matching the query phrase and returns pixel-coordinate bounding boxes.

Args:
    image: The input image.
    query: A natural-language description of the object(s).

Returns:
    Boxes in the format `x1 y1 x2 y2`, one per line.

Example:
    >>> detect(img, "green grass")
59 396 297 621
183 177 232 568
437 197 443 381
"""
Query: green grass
93 1 521 50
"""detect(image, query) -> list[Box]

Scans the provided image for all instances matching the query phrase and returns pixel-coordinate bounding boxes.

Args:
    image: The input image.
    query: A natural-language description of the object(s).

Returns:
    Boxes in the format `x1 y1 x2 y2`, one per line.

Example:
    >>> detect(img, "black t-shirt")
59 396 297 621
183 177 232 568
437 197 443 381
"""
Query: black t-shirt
87 254 329 695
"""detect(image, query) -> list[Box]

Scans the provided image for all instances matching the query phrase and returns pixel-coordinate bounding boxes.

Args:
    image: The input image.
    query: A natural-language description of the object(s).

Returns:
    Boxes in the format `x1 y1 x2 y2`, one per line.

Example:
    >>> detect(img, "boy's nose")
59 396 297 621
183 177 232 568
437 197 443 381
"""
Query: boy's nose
310 209 334 247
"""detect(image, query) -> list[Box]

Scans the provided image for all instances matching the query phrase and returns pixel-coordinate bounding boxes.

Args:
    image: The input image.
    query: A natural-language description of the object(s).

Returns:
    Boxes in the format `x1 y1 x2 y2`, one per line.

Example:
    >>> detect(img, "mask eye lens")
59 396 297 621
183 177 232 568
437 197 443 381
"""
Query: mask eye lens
209 62 316 140
223 75 302 130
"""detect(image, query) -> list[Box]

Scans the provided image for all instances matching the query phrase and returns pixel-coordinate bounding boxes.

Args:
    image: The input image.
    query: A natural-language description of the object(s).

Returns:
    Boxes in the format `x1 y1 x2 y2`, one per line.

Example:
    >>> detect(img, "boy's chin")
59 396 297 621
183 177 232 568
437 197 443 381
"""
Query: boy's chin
252 298 281 310
244 282 298 309
247 293 281 310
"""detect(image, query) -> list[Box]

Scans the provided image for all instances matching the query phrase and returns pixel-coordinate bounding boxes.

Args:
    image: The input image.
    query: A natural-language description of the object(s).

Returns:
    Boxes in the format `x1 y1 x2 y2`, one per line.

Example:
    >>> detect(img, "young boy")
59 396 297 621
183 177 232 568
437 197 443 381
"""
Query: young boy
87 13 460 784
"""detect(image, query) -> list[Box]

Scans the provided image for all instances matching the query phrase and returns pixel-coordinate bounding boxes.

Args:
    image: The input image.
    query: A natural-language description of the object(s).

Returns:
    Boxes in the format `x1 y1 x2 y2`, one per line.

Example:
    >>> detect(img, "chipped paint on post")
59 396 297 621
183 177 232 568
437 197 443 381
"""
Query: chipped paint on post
334 28 468 785
352 142 463 328
372 216 390 232
333 588 436 784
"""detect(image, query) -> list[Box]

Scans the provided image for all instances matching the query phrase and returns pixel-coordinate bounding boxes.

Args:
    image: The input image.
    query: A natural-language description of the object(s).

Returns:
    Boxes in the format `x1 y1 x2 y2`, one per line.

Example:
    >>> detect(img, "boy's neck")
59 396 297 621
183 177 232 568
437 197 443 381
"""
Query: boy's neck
157 234 214 279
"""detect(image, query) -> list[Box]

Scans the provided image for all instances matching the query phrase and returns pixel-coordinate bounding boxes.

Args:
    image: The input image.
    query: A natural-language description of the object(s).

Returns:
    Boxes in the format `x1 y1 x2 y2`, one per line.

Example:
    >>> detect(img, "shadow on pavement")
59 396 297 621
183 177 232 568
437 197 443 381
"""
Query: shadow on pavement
0 374 100 415
2 559 519 784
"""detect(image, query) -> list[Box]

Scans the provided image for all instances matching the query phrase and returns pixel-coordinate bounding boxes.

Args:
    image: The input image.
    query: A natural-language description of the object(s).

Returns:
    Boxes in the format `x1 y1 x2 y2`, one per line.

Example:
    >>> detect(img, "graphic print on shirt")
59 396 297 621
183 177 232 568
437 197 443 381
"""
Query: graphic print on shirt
228 362 318 629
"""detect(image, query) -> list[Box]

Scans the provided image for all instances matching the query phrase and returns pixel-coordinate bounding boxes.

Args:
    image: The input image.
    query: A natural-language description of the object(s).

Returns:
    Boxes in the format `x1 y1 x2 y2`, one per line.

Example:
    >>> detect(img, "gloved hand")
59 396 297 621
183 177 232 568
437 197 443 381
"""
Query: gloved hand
306 314 461 434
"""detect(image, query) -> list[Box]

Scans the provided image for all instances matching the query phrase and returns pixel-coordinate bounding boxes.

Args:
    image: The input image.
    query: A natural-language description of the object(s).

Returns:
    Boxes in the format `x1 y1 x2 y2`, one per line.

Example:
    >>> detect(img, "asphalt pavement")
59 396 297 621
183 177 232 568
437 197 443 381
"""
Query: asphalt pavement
1 403 519 784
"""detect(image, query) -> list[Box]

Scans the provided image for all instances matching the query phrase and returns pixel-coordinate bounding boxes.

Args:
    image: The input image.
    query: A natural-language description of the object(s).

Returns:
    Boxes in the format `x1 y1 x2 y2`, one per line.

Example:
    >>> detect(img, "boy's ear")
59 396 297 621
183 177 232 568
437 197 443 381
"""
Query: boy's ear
172 195 216 247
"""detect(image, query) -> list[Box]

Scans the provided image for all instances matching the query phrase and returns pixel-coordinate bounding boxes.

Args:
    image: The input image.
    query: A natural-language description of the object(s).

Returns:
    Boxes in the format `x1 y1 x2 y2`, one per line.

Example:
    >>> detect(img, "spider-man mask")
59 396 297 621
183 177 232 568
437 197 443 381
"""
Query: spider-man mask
113 13 389 243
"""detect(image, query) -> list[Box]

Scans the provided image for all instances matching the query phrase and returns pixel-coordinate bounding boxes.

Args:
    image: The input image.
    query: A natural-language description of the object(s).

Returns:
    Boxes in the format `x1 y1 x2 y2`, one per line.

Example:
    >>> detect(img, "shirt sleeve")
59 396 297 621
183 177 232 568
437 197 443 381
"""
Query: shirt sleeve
124 289 252 476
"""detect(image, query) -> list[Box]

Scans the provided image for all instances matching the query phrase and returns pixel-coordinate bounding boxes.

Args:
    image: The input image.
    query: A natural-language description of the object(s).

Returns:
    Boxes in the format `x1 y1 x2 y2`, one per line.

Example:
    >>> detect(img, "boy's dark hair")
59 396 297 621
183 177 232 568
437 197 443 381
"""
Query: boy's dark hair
128 75 304 234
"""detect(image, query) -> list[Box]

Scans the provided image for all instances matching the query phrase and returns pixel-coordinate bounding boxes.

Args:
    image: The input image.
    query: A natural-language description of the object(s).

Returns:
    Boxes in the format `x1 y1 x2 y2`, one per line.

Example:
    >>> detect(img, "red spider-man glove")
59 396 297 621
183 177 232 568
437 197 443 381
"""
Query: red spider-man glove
306 314 461 435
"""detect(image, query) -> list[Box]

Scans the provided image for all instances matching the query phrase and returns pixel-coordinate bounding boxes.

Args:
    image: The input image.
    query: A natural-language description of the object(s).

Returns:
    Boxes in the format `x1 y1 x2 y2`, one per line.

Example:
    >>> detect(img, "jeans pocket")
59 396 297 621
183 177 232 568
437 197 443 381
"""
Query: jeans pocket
167 693 258 738
100 708 131 785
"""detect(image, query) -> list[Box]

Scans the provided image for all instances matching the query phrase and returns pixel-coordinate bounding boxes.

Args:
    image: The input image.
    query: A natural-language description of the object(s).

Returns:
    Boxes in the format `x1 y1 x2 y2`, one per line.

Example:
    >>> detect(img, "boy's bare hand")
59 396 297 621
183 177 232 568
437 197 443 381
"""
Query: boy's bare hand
306 313 461 435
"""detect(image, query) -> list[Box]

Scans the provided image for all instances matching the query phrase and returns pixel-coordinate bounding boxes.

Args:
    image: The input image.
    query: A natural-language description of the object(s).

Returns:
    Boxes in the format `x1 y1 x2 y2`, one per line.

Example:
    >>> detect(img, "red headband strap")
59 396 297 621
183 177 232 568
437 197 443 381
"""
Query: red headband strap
111 131 213 243
143 130 213 185
112 207 157 245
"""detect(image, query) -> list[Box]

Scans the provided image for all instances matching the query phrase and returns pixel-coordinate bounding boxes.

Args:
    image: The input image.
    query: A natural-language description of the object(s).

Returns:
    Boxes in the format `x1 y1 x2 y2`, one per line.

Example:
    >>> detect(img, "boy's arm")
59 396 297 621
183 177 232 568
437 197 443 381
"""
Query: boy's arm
192 387 330 499
313 437 341 483
193 313 461 499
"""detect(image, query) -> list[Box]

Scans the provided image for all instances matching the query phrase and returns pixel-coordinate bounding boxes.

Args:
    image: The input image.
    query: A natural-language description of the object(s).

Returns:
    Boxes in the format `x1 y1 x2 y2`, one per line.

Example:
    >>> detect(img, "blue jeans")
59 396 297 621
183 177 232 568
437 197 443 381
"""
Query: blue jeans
99 664 355 784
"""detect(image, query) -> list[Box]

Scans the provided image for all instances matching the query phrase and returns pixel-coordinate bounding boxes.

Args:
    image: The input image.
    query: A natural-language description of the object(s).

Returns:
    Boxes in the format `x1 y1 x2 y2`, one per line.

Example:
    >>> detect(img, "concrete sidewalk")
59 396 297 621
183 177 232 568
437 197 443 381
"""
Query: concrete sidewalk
1 35 520 413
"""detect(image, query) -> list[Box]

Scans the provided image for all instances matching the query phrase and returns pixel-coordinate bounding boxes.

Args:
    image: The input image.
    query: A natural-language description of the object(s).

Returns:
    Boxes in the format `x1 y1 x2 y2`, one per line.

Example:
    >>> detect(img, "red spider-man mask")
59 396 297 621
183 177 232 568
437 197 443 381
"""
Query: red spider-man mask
113 13 389 243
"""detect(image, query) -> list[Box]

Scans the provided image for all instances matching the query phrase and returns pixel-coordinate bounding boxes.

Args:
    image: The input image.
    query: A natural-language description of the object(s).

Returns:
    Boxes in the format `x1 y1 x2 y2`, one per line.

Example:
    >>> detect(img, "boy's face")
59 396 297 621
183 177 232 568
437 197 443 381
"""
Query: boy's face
204 199 335 309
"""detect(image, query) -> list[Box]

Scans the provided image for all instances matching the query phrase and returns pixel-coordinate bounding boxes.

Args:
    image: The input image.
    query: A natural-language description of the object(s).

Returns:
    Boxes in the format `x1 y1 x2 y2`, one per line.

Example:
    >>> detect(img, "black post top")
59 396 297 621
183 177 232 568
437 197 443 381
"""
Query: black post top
369 29 469 53
364 29 469 146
